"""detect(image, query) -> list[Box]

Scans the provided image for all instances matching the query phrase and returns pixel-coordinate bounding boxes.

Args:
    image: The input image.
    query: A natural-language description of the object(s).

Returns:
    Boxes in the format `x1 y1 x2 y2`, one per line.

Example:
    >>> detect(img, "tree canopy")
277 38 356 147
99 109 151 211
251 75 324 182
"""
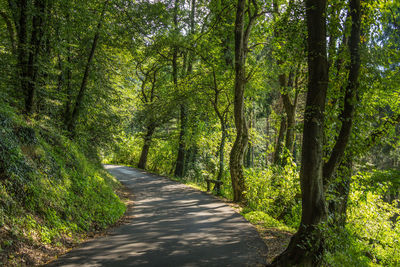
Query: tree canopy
1 0 399 265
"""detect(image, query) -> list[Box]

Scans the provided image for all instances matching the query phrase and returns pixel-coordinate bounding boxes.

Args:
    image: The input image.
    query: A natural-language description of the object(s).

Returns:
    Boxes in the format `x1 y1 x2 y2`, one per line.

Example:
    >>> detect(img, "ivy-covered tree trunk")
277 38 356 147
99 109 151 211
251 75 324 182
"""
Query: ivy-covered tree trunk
138 124 156 170
324 0 361 229
271 0 329 265
210 68 229 193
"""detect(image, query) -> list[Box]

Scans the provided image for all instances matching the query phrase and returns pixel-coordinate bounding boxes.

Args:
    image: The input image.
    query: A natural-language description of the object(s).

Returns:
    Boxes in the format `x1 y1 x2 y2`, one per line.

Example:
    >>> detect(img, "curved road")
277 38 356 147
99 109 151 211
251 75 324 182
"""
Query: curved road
47 165 268 266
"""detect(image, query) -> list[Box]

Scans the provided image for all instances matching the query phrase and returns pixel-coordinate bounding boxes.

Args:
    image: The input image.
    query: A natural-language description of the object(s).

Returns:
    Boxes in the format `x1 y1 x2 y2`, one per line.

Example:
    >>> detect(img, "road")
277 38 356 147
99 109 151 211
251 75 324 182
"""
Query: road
47 165 268 267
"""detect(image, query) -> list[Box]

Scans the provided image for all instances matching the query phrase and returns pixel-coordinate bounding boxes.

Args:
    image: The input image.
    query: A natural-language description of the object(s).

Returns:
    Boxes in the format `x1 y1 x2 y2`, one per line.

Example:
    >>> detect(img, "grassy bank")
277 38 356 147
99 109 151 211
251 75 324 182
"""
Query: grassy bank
0 105 126 266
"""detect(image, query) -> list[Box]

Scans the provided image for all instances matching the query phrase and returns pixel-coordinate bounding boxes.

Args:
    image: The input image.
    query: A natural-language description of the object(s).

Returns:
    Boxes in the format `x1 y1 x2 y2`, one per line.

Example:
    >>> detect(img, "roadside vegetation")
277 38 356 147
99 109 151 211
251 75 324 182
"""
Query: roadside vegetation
0 103 125 266
106 137 400 265
1 0 399 266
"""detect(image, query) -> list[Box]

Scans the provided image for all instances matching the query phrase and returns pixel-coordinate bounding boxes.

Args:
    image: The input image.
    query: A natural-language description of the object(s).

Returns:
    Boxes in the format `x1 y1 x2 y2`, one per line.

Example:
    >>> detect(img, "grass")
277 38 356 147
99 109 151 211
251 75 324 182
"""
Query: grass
0 105 126 266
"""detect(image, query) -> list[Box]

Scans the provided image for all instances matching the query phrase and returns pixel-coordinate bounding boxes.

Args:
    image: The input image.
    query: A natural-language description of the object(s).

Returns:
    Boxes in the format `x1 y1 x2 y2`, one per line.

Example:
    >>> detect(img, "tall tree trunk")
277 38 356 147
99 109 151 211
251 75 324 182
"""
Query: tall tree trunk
266 115 270 166
138 124 156 170
282 71 299 156
174 104 186 177
285 103 296 153
175 0 195 177
245 111 252 168
273 114 286 165
66 0 108 134
171 0 187 178
229 0 249 203
210 68 229 193
214 123 226 194
25 0 46 114
273 1 298 163
13 0 29 110
323 0 361 187
230 0 258 202
271 0 329 265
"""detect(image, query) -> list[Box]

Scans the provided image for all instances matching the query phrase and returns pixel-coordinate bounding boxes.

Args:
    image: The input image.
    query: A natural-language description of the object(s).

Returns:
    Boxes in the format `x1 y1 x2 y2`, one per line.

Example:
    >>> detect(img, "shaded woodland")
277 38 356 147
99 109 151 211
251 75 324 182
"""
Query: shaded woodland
0 0 399 265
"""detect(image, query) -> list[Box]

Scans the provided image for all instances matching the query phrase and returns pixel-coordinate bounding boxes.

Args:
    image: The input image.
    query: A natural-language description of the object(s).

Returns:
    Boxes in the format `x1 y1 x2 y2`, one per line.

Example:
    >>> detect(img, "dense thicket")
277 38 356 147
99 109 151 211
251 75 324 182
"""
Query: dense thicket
1 0 399 265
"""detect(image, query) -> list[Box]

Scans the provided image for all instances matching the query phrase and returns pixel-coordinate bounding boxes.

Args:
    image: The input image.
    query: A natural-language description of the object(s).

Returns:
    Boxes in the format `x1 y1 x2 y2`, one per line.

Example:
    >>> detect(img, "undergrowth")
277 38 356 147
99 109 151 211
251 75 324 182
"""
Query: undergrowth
0 104 126 266
107 139 400 266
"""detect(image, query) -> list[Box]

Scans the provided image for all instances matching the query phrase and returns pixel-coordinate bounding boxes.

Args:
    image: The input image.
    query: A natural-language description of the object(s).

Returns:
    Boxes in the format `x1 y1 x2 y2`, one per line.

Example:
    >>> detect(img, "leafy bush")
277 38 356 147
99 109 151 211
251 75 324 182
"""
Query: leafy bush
324 170 400 266
244 163 301 228
345 171 400 266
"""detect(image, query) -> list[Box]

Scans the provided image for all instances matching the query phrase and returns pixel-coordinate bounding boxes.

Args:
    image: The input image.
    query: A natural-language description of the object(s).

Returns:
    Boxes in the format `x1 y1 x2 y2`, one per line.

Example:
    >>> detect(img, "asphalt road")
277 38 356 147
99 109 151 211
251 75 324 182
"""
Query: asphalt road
47 165 268 267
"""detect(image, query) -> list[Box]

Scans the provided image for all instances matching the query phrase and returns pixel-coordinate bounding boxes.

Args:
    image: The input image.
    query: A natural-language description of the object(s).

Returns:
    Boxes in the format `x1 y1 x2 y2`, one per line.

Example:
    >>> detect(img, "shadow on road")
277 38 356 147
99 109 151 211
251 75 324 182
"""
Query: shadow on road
47 165 267 267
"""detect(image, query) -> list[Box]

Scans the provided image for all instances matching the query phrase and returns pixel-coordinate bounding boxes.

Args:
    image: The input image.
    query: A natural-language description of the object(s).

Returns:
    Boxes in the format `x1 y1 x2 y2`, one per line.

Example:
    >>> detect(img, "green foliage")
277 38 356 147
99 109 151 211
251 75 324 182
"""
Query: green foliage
323 170 400 266
244 163 301 228
242 210 295 232
346 172 400 266
105 132 178 175
0 103 125 263
1 0 397 265
323 227 372 267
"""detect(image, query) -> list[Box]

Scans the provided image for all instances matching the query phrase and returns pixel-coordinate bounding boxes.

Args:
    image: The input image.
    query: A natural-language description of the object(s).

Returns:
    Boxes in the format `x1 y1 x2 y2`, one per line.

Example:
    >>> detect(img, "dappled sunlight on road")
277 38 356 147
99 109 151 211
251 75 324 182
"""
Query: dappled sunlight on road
47 165 267 267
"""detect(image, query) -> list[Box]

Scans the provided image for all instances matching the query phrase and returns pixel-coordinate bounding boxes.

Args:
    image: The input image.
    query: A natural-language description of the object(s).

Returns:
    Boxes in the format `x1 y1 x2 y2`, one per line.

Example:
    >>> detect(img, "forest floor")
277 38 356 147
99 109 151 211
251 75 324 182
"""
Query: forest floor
45 165 269 266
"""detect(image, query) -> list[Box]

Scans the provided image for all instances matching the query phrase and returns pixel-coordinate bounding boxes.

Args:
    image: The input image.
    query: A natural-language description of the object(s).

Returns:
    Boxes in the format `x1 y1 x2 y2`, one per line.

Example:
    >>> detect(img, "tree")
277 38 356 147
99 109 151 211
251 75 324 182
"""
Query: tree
136 62 162 170
66 0 109 134
229 0 261 202
209 68 232 193
271 0 362 265
8 0 47 114
271 0 306 165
